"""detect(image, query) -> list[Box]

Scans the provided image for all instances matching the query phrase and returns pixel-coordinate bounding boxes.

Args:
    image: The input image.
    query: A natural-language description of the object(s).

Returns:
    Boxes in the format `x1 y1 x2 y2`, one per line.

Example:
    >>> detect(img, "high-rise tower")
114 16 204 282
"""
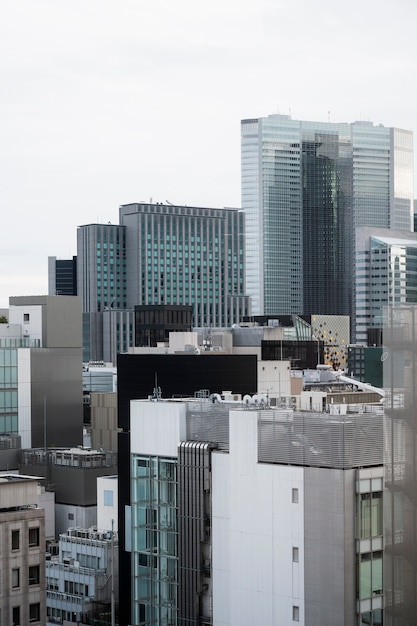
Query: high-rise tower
241 115 413 319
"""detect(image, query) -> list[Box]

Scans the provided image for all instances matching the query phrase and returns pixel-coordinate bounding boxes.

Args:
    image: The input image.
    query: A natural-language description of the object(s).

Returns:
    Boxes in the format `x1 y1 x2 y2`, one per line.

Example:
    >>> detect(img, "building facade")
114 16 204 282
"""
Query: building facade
48 256 77 296
354 227 417 344
122 399 384 626
0 475 46 626
76 203 250 363
241 115 414 318
46 526 118 625
0 296 83 448
119 202 250 328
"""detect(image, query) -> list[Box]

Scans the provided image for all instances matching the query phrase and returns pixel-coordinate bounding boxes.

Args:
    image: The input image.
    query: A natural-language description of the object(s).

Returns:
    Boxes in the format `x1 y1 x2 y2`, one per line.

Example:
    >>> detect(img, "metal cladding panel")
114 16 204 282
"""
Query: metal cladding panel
383 305 417 625
304 467 356 626
257 409 383 469
178 442 215 625
186 402 230 451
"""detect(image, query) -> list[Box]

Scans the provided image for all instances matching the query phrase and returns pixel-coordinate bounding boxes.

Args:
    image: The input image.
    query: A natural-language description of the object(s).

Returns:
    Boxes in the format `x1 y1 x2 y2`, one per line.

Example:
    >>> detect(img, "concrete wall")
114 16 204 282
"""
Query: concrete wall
211 410 305 625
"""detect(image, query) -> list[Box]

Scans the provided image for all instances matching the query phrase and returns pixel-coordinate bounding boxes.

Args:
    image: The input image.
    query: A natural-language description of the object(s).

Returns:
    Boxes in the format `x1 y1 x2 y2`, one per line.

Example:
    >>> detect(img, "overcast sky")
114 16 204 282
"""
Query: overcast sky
1 0 416 308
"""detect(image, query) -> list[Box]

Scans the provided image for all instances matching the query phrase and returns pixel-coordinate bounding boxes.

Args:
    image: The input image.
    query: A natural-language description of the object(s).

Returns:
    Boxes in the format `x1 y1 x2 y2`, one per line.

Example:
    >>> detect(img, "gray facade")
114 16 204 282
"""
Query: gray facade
119 202 250 328
5 296 83 448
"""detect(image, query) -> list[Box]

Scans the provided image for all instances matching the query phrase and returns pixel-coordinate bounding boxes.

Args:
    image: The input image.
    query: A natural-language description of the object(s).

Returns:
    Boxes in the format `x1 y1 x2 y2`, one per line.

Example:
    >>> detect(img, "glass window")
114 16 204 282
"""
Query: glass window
29 603 40 623
104 489 114 506
12 606 20 625
29 527 39 547
292 488 299 504
11 530 19 550
29 565 40 585
292 547 299 562
357 492 382 538
293 605 300 621
12 568 20 588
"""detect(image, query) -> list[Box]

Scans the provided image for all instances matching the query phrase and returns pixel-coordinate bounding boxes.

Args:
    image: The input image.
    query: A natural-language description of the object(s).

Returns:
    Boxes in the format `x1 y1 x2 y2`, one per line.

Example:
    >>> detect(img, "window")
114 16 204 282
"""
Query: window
293 605 300 621
12 606 20 625
29 527 40 547
104 489 114 506
23 314 30 322
292 488 299 504
68 513 74 521
292 547 299 563
11 529 20 550
29 565 40 585
29 603 40 623
12 568 20 588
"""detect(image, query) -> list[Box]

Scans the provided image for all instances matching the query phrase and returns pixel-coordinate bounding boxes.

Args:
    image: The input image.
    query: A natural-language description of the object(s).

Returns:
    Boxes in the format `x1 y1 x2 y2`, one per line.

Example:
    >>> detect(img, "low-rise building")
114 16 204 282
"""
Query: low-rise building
0 475 46 625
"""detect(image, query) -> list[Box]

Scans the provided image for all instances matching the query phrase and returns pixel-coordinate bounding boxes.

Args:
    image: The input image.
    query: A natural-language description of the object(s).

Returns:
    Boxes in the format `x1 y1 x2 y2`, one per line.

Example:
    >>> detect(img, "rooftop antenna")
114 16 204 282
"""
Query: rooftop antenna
152 373 161 401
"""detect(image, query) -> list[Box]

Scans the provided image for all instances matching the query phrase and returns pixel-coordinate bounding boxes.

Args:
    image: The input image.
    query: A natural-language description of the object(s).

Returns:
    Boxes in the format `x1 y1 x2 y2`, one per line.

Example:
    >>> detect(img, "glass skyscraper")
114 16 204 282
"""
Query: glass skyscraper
241 115 414 318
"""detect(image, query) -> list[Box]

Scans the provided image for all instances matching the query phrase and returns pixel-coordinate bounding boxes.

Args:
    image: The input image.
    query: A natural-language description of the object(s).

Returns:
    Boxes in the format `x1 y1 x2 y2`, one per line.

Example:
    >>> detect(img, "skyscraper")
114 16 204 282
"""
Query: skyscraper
76 204 250 362
119 202 249 328
241 115 414 319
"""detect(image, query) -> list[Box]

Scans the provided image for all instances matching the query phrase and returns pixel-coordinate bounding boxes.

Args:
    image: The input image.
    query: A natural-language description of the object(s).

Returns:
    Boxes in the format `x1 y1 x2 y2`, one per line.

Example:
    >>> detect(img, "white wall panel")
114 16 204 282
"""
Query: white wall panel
212 409 305 626
130 400 187 457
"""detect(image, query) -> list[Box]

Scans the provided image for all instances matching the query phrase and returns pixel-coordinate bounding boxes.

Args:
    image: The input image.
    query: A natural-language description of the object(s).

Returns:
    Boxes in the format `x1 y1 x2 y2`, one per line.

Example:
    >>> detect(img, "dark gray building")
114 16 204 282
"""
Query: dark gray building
6 296 83 448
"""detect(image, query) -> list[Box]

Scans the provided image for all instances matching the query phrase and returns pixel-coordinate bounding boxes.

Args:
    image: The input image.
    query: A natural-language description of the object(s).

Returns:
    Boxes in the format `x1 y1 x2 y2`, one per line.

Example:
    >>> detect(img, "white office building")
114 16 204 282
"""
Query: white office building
126 399 383 625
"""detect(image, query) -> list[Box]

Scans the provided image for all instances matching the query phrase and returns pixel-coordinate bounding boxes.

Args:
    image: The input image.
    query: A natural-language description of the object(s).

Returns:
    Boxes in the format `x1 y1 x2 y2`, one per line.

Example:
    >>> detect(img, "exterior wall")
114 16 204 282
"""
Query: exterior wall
211 409 305 625
130 400 186 458
0 504 46 626
9 303 43 345
97 475 118 532
55 505 97 538
257 359 292 399
30 348 83 448
304 467 356 626
90 392 119 452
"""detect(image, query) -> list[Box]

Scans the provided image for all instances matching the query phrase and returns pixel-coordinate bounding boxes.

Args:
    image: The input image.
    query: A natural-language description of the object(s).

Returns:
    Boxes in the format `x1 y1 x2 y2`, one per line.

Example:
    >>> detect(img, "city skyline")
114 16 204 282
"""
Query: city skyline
1 0 417 307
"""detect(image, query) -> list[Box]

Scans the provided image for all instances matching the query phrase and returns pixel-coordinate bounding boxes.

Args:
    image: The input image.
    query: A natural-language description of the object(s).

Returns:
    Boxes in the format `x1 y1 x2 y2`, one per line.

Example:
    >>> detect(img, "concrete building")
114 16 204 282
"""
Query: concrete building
0 295 83 448
46 526 118 625
120 398 383 626
20 447 118 538
241 115 413 319
0 475 46 626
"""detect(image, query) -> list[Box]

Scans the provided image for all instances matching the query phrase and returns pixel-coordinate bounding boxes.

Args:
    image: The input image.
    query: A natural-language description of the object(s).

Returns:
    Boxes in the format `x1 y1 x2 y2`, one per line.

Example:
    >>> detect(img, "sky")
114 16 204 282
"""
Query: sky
1 0 417 308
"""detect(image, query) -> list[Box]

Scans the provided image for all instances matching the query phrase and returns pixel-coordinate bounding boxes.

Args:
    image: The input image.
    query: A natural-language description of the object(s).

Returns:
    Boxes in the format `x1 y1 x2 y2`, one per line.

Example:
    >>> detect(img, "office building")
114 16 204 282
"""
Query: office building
0 296 83 448
241 115 414 318
354 227 417 343
121 398 383 626
119 202 250 327
76 203 249 363
0 475 46 626
20 447 118 538
46 526 118 625
48 256 77 296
